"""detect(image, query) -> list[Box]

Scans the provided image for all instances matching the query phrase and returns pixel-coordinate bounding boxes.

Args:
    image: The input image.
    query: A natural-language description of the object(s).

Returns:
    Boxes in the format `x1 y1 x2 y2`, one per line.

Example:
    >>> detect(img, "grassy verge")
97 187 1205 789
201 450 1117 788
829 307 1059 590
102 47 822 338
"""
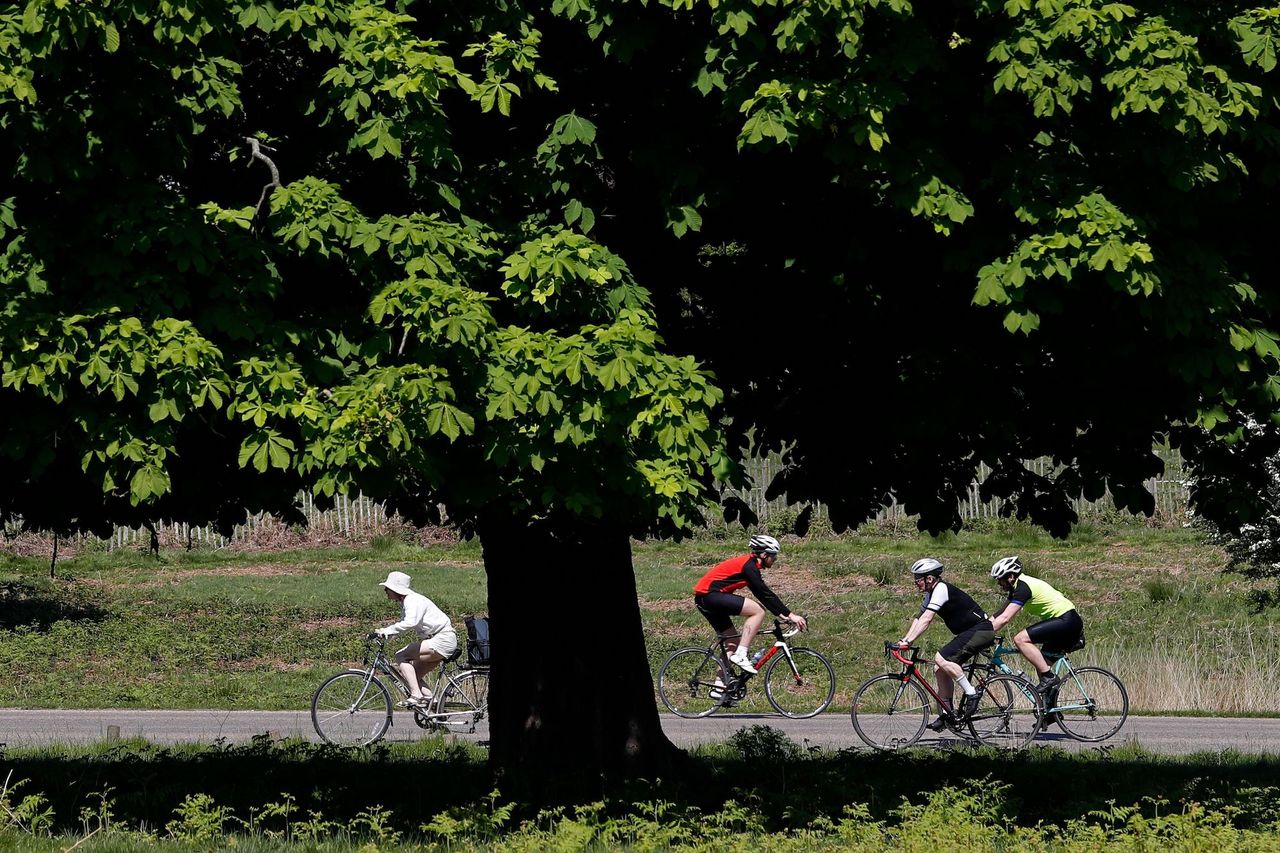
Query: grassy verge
1 521 1277 713
2 730 1279 850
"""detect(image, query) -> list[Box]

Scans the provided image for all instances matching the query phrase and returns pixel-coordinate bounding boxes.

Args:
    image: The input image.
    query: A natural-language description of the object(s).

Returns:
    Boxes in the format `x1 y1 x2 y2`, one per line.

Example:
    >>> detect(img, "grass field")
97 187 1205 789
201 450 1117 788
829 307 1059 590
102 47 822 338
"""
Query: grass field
1 520 1277 714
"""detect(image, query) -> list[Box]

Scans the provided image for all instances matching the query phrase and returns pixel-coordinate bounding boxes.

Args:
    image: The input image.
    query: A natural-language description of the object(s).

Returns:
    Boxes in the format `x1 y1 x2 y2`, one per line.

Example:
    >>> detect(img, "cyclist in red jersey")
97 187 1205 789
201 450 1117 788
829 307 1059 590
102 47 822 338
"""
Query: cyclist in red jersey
693 534 807 675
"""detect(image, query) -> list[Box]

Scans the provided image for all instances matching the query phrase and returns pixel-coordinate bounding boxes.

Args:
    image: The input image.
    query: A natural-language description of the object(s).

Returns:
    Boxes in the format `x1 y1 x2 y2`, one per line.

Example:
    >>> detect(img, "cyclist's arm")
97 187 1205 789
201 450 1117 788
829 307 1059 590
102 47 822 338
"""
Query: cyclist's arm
900 610 935 645
376 599 424 637
990 579 1031 631
989 602 1022 632
742 563 791 617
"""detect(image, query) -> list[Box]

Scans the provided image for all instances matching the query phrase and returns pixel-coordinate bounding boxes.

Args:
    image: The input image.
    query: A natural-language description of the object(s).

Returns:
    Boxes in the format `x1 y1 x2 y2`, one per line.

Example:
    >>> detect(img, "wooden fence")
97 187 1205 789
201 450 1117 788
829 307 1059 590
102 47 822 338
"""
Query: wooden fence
727 450 1190 528
69 450 1193 551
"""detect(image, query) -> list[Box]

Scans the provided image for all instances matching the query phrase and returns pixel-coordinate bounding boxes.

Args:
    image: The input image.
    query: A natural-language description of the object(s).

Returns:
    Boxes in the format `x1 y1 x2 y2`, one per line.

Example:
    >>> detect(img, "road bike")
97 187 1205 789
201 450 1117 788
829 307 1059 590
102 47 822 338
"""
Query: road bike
850 641 1042 751
657 619 835 719
311 635 489 746
967 635 1128 742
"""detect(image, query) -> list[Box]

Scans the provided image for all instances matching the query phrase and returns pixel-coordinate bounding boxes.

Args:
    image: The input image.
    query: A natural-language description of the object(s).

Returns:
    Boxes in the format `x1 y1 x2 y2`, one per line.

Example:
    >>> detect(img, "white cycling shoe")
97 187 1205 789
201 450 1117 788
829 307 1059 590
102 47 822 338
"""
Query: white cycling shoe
728 647 758 674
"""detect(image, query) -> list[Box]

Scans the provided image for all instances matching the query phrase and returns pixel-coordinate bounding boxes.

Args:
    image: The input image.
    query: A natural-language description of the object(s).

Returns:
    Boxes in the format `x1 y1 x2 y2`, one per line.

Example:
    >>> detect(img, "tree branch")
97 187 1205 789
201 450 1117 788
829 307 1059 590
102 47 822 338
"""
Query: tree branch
244 136 282 220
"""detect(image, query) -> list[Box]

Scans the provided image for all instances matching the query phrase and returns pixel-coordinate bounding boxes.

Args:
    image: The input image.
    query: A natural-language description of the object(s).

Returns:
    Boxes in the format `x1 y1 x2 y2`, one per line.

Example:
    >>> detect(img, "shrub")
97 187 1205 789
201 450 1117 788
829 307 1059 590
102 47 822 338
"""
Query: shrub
726 725 802 762
1143 577 1180 604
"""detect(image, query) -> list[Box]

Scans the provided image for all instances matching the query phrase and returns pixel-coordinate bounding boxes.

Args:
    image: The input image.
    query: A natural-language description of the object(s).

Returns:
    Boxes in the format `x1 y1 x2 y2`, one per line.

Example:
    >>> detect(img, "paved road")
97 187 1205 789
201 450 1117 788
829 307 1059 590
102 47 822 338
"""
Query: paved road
1 710 1278 755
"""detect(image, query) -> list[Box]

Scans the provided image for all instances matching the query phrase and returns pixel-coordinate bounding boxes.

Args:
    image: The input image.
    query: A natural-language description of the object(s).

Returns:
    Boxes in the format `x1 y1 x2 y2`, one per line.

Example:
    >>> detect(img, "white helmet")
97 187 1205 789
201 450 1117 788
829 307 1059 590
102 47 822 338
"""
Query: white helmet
749 534 781 556
910 558 944 577
990 556 1023 580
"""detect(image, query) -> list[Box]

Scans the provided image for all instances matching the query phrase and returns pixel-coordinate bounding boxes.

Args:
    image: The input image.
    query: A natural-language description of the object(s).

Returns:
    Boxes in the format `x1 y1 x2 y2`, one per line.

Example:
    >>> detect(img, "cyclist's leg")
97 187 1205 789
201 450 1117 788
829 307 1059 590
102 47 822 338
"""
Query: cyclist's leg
1019 612 1082 682
394 641 445 700
932 652 958 711
1012 627 1052 677
696 593 747 657
736 597 766 654
938 624 995 715
413 629 458 692
694 594 740 683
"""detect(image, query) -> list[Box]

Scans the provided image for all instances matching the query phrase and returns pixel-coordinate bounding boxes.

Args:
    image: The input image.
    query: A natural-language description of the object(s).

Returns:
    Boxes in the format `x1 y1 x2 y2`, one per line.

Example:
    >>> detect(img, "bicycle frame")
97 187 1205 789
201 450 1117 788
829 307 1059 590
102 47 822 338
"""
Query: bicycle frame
713 619 800 680
361 638 487 726
980 641 1094 715
886 644 952 710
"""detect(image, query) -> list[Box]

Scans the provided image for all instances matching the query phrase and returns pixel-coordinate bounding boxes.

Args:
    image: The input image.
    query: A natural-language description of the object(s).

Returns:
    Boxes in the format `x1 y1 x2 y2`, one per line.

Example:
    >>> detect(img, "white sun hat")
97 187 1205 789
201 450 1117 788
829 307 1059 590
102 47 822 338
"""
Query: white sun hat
379 571 413 596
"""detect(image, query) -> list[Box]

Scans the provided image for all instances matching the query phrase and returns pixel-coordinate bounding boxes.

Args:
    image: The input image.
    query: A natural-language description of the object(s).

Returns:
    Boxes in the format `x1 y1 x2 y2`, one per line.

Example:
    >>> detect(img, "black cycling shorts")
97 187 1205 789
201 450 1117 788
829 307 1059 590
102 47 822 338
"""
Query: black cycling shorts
1025 609 1084 654
940 621 996 664
694 592 744 634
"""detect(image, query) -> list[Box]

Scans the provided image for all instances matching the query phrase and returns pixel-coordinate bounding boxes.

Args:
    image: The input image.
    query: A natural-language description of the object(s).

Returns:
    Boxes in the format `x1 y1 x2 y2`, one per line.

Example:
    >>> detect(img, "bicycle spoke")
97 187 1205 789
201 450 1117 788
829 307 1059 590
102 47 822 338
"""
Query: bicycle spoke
1052 666 1128 742
851 674 929 750
764 647 836 718
436 669 490 731
658 648 729 718
967 674 1041 750
311 672 393 746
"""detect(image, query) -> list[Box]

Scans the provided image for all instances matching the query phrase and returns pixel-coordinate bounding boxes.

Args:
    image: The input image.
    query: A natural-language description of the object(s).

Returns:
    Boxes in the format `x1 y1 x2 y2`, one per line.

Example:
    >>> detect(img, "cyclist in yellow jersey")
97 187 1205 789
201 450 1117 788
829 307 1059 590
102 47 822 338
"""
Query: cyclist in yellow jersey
988 556 1084 694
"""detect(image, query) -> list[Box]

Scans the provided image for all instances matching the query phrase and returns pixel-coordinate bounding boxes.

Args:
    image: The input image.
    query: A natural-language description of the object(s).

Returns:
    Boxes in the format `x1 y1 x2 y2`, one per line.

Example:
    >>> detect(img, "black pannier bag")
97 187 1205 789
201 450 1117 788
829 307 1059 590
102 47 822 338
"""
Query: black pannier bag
464 615 491 667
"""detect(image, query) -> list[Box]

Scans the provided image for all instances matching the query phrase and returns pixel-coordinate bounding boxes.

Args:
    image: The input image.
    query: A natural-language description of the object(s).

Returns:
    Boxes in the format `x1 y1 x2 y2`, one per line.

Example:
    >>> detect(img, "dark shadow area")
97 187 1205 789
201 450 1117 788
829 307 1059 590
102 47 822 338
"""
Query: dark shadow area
0 582 109 632
1245 585 1280 613
3 732 1278 835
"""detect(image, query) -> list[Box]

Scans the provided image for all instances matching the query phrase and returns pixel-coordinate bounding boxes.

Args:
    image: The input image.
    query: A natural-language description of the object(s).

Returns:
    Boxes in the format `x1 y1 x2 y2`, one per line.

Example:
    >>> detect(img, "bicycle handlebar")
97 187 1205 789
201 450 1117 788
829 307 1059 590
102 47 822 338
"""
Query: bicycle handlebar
884 641 921 664
772 617 803 638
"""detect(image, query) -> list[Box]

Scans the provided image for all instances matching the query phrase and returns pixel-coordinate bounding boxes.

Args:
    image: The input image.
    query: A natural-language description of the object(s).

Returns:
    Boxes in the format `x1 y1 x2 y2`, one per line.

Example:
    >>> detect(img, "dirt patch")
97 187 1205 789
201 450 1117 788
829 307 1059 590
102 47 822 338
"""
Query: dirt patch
216 658 319 672
125 564 319 588
298 617 361 632
639 599 688 612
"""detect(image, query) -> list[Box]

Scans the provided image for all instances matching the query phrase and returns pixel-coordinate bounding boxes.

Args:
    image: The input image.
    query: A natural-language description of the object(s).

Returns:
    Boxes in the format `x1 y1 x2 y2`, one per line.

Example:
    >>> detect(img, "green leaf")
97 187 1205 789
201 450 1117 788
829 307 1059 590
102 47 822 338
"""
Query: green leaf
102 23 121 54
438 183 462 210
557 112 597 145
129 465 171 505
426 402 474 441
564 198 583 226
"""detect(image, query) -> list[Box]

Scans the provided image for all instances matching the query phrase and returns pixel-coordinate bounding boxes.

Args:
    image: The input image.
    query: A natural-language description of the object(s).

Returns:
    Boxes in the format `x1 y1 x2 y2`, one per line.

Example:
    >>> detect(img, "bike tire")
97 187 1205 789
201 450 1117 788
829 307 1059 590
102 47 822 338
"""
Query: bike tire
658 648 729 718
437 668 490 733
763 647 836 718
966 673 1042 750
850 674 929 750
1053 666 1129 742
311 670 393 747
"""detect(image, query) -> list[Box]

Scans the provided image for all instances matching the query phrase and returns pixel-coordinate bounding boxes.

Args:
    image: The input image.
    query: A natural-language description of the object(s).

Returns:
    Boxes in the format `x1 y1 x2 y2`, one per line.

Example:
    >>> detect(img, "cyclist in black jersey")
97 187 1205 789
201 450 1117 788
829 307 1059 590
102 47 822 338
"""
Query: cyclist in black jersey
895 558 995 730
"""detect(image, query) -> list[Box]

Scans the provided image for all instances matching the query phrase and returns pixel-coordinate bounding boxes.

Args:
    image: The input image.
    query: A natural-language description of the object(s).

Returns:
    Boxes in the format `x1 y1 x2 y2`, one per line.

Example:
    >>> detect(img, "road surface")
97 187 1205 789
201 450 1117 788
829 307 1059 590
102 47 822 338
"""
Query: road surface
1 710 1277 755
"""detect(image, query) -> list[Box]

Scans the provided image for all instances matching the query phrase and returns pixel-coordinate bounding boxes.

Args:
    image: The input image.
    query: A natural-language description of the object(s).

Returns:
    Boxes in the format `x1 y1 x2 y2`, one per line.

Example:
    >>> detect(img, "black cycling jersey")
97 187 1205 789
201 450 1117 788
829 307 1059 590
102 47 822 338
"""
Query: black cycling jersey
921 581 989 635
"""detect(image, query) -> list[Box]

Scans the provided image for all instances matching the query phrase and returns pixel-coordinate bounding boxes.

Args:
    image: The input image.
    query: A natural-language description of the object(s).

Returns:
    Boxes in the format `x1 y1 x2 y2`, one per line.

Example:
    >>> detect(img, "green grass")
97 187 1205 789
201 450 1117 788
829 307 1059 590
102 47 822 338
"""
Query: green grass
1 520 1276 713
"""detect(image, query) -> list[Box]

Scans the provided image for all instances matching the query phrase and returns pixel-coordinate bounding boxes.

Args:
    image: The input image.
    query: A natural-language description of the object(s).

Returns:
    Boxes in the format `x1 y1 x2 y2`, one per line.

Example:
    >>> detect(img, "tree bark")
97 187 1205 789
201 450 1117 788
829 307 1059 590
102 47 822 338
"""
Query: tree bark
479 515 684 801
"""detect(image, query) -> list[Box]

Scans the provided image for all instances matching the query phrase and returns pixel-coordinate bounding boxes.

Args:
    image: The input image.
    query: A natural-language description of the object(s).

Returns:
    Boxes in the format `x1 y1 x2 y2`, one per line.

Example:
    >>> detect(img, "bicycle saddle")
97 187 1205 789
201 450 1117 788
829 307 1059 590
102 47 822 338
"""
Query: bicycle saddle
445 646 463 663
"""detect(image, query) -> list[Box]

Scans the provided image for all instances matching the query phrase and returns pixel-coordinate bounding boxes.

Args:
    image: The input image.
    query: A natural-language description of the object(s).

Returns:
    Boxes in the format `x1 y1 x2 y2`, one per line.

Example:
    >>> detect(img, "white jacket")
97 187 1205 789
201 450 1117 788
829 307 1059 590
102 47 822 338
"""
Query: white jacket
377 591 453 639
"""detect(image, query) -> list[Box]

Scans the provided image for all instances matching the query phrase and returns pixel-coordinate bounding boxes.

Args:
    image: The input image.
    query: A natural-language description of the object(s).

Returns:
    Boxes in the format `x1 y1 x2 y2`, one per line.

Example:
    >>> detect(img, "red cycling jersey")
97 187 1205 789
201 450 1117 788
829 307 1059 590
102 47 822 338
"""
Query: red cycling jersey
694 555 790 616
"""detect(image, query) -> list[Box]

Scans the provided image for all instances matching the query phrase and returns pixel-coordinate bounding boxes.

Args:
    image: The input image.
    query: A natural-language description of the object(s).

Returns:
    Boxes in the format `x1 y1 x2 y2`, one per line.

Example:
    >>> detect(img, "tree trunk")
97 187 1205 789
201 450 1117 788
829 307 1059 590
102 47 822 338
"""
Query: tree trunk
479 516 684 800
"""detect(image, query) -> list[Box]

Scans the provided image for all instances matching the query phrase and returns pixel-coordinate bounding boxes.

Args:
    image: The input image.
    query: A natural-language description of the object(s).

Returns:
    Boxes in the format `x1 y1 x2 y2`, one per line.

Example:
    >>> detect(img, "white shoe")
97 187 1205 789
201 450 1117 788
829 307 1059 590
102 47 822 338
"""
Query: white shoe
709 678 727 700
728 647 758 674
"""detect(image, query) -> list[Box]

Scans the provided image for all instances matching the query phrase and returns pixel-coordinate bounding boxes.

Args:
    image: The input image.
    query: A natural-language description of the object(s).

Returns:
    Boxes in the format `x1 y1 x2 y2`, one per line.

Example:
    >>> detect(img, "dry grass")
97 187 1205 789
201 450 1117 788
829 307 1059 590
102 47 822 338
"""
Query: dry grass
1091 625 1280 714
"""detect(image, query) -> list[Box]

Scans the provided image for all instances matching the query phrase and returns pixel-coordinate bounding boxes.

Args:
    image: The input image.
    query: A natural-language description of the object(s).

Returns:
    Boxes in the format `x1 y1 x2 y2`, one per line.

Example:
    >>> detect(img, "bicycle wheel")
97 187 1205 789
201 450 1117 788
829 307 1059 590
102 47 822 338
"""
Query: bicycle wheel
658 648 729 718
437 669 490 732
1052 666 1128 742
850 674 929 750
311 671 393 746
763 647 836 718
966 674 1042 750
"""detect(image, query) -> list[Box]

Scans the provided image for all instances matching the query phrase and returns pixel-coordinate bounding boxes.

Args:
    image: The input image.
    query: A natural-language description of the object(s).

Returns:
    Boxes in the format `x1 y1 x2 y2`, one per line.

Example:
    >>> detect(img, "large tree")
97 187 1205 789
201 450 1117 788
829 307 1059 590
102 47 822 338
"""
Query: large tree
0 0 731 789
5 0 1280 790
